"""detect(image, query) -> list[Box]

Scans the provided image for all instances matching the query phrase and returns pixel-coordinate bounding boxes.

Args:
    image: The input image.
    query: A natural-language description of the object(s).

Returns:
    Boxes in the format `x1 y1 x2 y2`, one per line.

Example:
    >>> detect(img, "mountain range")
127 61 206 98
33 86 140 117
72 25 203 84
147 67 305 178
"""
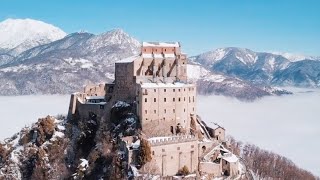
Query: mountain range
0 18 319 100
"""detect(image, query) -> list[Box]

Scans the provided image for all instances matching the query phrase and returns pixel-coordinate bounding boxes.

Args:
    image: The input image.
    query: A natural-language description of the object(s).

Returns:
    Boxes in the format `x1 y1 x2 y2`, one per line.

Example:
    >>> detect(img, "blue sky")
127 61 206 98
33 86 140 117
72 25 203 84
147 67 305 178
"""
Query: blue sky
1 0 320 56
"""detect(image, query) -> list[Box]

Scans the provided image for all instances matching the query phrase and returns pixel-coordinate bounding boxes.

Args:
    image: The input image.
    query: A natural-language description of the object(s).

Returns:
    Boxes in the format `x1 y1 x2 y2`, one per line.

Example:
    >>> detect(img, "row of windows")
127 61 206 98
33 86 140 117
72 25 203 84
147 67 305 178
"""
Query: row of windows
145 96 195 103
144 107 195 114
152 147 194 155
148 87 195 93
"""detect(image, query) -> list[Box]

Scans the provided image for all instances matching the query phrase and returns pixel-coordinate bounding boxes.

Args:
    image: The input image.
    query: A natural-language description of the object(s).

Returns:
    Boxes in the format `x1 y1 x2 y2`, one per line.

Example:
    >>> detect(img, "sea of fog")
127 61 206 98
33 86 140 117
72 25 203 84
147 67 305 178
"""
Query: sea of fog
198 88 320 176
0 89 319 176
0 95 70 140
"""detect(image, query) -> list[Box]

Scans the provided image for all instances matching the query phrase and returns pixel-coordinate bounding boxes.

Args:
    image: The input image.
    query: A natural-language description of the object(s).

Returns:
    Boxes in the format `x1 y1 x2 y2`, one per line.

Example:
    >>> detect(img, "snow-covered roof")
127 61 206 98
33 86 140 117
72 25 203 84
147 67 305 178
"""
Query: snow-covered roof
210 122 225 130
140 82 194 88
221 153 238 163
117 55 139 63
142 53 153 58
164 53 175 58
142 42 180 47
85 96 105 100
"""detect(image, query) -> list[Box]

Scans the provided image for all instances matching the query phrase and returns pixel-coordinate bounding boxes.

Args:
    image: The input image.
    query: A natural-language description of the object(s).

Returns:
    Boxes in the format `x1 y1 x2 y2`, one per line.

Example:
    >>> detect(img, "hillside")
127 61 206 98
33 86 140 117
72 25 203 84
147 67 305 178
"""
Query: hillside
0 115 318 179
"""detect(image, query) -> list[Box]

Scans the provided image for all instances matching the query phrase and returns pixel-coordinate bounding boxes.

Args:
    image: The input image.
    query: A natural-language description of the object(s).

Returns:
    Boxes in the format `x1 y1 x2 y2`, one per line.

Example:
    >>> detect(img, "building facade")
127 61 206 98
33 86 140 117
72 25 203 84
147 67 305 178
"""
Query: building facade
68 42 241 178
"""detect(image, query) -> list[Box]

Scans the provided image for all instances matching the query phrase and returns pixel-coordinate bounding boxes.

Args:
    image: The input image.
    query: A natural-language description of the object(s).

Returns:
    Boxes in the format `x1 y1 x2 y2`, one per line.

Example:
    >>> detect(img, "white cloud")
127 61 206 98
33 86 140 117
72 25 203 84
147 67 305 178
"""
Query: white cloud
0 95 70 140
197 88 320 176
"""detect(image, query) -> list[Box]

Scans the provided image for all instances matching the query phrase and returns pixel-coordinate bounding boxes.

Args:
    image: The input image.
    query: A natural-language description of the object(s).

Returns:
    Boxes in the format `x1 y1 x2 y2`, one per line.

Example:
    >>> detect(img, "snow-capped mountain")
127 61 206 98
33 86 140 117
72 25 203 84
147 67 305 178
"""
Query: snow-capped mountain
0 29 140 95
271 52 320 62
191 47 320 87
0 18 66 66
187 64 291 100
0 18 317 98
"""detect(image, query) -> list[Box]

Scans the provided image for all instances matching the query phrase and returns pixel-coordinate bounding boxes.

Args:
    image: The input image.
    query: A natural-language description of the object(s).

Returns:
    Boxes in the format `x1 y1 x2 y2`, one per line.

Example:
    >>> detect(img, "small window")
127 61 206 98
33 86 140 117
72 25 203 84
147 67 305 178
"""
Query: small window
152 151 155 155
162 149 165 152
184 88 186 91
177 147 180 150
145 98 147 102
173 109 175 113
184 108 186 112
154 89 156 92
145 110 147 114
193 107 195 111
154 110 156 114
164 98 166 102
191 145 194 148
178 98 181 102
173 89 175 92
173 98 175 102
184 97 185 101
164 89 166 92
164 109 166 113
154 98 156 102
189 97 191 103
178 89 181 92
193 96 195 102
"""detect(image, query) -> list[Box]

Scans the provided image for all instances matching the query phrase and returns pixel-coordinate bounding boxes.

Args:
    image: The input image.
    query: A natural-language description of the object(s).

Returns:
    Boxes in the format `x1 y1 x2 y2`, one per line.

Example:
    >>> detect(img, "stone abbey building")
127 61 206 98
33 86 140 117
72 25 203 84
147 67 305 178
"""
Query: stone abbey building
68 42 242 179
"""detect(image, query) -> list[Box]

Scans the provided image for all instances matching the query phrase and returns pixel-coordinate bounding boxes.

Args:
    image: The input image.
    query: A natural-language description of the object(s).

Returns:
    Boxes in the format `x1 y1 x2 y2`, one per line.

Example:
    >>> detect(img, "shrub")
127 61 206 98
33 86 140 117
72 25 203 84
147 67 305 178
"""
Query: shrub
137 139 152 167
177 165 190 176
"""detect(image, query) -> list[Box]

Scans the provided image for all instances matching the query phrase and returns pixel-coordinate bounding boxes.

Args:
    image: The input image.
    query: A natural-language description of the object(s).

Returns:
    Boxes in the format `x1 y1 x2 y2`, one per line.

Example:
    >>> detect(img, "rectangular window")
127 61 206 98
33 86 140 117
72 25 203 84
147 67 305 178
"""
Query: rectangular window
179 89 181 92
173 89 175 92
154 89 156 92
154 110 156 114
193 96 195 102
173 109 175 113
178 98 181 102
154 98 156 102
164 89 166 92
189 97 191 103
145 98 147 102
184 97 185 101
173 98 175 102
145 110 147 114
164 109 166 113
164 98 166 102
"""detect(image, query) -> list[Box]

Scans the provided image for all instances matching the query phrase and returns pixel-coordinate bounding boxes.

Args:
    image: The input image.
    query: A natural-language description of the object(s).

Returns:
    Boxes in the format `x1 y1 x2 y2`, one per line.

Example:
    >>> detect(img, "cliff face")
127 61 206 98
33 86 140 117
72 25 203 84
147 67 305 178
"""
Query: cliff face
0 101 140 179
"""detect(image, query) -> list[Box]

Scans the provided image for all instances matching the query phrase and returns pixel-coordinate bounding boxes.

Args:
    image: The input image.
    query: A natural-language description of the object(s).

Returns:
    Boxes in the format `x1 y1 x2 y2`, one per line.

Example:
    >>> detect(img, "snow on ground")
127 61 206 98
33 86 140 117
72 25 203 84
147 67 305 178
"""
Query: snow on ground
64 58 93 68
112 101 130 108
187 64 210 80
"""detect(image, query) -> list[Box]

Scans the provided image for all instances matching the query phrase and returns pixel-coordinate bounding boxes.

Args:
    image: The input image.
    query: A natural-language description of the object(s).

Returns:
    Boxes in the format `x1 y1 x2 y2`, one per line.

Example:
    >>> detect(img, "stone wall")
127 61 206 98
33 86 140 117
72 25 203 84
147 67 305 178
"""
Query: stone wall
199 162 222 177
137 84 196 136
148 136 198 176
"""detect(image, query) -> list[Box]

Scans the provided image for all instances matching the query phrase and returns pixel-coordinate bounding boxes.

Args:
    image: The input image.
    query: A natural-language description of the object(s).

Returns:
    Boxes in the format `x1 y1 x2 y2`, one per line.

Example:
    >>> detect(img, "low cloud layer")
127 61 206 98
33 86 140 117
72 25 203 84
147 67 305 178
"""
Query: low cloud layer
0 90 319 176
0 95 70 140
197 89 320 176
